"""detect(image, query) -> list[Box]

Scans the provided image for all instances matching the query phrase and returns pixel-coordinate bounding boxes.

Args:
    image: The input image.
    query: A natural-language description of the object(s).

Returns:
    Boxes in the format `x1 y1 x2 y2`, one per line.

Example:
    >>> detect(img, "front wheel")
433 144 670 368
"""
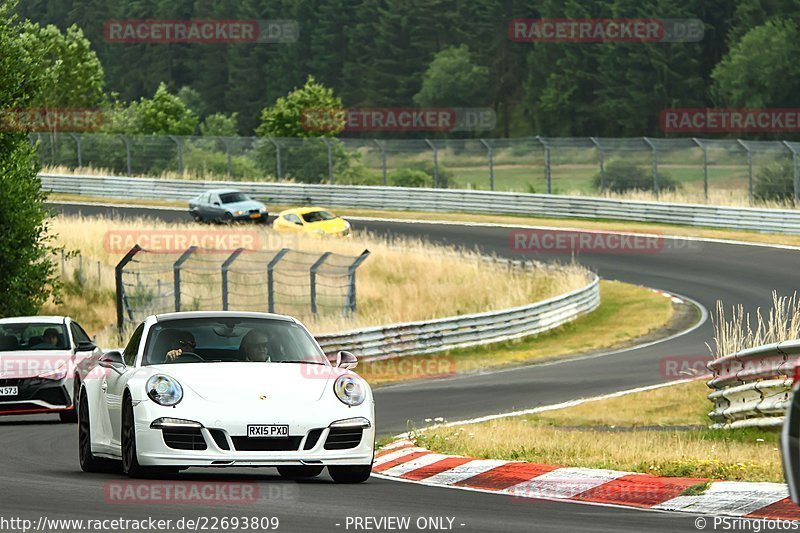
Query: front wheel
79 390 119 473
277 465 324 479
328 465 372 484
122 397 177 478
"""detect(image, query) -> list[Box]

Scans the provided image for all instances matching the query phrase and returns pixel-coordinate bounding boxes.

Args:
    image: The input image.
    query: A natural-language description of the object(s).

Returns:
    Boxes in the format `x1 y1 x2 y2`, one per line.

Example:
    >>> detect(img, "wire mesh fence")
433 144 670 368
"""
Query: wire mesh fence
115 244 369 330
32 132 800 204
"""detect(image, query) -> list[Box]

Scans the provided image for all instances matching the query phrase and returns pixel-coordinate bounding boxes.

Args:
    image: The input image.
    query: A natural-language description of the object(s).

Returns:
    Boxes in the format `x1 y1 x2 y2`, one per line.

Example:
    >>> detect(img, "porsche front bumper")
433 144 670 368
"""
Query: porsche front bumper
132 400 375 467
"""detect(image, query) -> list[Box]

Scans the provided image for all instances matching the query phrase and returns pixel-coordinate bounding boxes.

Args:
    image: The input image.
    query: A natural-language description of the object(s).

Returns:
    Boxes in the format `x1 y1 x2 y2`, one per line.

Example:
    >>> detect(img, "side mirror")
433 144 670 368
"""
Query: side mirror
77 340 97 352
336 350 358 369
99 351 126 374
213 201 221 206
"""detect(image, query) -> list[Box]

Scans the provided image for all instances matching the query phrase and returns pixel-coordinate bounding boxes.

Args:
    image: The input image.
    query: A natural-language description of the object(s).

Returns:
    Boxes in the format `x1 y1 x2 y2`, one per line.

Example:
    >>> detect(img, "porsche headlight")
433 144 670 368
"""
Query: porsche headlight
146 375 183 406
333 375 365 406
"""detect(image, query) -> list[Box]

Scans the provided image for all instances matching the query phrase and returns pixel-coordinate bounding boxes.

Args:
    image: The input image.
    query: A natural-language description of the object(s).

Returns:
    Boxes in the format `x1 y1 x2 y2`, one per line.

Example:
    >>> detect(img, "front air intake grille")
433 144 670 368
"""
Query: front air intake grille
303 428 324 450
231 436 302 452
208 429 230 450
324 427 363 450
162 428 207 450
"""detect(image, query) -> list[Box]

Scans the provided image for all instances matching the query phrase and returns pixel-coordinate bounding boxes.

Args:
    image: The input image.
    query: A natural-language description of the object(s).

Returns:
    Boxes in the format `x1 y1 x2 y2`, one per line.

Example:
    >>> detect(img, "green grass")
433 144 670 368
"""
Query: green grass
416 380 783 482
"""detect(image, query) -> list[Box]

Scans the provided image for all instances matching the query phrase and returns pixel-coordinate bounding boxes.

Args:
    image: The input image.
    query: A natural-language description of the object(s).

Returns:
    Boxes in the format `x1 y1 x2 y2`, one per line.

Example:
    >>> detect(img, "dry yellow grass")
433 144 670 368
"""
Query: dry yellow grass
418 380 782 482
710 292 800 359
360 280 675 385
47 215 591 342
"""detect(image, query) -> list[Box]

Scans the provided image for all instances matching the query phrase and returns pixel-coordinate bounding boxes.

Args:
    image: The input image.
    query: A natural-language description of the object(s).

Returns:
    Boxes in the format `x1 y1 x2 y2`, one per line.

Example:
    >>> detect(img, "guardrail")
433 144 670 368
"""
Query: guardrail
315 273 600 361
707 340 800 429
41 173 800 235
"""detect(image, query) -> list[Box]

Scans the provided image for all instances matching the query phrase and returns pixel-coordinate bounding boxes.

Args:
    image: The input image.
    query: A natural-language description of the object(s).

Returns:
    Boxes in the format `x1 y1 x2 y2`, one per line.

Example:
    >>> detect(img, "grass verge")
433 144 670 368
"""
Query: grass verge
415 380 782 482
359 280 676 386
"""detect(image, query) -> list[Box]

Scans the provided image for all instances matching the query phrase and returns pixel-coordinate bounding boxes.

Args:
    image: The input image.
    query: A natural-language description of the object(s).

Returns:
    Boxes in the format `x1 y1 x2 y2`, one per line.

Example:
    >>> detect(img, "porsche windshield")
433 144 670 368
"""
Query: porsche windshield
142 317 328 366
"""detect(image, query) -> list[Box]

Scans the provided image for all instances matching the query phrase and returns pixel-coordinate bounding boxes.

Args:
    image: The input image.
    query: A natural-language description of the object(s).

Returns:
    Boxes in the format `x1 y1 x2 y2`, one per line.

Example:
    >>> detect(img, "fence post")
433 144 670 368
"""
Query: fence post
267 248 290 313
267 138 282 179
424 139 439 188
345 250 370 316
221 248 245 311
115 245 142 333
169 135 183 175
322 137 334 184
373 140 387 185
69 133 82 168
783 141 800 203
693 138 708 201
643 137 658 199
223 138 232 177
310 252 332 315
97 260 101 286
118 134 132 175
537 137 551 194
60 249 65 276
173 246 197 312
590 137 604 191
737 139 753 205
479 139 494 191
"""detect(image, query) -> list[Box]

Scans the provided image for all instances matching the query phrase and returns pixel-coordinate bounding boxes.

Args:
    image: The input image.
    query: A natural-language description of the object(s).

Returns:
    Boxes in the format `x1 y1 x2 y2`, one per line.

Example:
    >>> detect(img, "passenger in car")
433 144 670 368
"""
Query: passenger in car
240 330 270 362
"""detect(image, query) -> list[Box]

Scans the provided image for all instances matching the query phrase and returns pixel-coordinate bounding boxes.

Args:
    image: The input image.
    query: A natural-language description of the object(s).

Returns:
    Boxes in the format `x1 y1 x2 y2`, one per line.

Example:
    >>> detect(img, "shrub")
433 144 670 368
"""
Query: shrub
389 168 432 188
593 159 679 193
755 158 796 201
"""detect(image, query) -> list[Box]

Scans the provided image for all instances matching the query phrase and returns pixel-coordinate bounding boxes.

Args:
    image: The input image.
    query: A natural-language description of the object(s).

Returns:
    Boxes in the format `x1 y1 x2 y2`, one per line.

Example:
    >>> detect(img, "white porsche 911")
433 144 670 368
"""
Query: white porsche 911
79 311 375 483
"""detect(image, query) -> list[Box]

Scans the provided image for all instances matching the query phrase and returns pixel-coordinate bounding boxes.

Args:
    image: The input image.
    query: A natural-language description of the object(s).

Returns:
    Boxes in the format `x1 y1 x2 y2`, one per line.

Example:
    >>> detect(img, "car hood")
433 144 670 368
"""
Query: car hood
223 200 265 211
147 362 344 403
0 350 73 379
307 218 348 233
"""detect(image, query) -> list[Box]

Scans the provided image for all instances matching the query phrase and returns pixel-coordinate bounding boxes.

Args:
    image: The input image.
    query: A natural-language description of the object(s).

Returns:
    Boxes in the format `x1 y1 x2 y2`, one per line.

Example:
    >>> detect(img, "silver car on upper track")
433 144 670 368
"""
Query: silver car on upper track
188 189 269 224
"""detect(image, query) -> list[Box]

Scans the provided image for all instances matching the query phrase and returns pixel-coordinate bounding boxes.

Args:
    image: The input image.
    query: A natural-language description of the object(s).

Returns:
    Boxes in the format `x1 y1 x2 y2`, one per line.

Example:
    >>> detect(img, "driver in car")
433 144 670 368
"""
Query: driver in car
164 331 196 362
240 330 270 362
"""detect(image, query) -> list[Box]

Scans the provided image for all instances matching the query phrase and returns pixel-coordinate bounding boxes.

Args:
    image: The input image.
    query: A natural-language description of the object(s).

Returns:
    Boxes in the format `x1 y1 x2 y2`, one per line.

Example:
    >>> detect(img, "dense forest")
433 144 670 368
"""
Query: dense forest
14 0 800 137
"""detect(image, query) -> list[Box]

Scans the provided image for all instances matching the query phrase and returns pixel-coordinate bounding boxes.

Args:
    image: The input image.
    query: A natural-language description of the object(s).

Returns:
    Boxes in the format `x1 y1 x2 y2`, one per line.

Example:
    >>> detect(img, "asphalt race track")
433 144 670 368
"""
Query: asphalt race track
1 201 793 532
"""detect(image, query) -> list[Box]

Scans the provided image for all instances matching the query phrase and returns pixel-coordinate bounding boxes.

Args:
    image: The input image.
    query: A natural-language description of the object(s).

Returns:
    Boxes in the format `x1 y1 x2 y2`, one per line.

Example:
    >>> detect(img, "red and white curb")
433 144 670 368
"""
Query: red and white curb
373 440 799 519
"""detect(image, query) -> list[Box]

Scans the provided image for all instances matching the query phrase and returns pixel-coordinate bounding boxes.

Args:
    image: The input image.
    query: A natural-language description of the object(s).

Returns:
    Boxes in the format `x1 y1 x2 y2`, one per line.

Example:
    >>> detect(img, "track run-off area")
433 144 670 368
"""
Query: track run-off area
1 201 795 532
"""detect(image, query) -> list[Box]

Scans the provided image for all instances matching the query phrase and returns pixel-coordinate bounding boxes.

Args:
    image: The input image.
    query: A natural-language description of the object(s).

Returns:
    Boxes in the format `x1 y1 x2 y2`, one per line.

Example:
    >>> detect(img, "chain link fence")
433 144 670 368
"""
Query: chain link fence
32 132 800 204
114 244 369 331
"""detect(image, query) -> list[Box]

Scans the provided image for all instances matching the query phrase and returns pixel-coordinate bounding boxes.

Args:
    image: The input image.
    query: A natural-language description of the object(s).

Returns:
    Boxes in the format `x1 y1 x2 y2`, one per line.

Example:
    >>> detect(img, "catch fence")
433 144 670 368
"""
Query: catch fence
32 133 800 203
114 244 369 330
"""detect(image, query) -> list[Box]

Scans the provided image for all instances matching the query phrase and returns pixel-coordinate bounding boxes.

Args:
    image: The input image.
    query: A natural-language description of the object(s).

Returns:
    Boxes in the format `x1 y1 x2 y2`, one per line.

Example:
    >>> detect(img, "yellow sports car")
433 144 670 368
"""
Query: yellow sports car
272 207 352 237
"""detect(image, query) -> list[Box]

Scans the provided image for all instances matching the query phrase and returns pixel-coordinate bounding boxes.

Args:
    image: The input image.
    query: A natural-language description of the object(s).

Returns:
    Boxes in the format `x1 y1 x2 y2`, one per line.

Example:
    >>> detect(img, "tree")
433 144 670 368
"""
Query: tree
414 45 489 107
256 75 344 138
0 0 60 316
200 112 239 137
255 76 363 183
136 82 198 135
712 20 800 108
20 21 105 109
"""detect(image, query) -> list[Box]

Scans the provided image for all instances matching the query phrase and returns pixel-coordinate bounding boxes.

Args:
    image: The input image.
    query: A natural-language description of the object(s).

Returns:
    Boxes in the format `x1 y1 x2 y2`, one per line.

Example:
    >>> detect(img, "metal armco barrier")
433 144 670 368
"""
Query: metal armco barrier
314 274 599 361
707 340 800 429
41 173 800 235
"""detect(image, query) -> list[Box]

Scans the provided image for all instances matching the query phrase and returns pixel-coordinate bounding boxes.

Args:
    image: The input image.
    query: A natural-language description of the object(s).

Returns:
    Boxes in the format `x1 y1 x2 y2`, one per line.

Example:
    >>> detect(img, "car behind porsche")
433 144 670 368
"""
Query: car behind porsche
79 311 375 482
0 316 101 422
